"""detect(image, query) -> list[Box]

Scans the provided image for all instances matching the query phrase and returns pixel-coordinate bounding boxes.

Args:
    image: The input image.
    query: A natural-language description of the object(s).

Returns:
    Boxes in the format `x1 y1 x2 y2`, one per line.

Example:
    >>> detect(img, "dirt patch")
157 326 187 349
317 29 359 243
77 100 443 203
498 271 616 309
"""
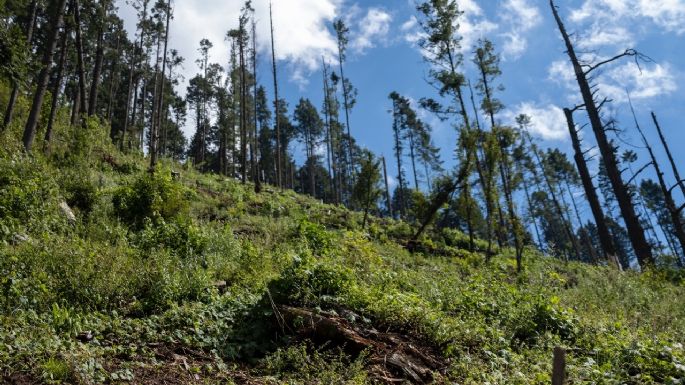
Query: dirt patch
276 306 449 384
104 343 266 385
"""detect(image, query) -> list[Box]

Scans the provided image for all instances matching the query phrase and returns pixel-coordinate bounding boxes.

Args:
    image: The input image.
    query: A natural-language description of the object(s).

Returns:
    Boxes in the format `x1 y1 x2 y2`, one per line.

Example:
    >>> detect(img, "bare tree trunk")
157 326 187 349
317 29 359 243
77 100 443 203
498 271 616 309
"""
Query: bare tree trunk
525 131 582 261
154 0 171 159
72 0 88 121
269 2 282 189
564 108 619 266
22 0 68 151
239 29 247 184
3 0 38 130
45 26 70 148
70 81 80 126
149 28 162 169
252 20 261 193
551 0 654 267
88 1 108 117
121 47 135 149
322 61 333 201
382 155 392 218
107 34 121 128
634 110 685 264
651 112 685 199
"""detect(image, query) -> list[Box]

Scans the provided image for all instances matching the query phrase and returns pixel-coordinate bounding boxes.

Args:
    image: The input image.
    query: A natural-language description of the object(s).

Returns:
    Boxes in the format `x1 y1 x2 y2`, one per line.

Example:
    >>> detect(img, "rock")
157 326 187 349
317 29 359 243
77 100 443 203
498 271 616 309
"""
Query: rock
76 331 94 342
59 201 76 224
11 233 29 245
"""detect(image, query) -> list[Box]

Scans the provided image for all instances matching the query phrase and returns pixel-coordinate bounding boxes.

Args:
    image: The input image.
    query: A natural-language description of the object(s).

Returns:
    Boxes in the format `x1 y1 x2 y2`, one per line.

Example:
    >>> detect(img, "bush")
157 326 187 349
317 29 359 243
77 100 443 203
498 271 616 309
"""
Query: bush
134 217 208 260
269 256 355 307
296 219 335 256
0 154 61 241
112 169 190 228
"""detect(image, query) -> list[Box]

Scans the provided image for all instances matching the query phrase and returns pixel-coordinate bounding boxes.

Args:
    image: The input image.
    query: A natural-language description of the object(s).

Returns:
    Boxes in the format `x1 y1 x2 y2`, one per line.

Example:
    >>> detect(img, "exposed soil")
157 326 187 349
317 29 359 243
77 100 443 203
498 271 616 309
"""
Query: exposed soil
277 306 449 384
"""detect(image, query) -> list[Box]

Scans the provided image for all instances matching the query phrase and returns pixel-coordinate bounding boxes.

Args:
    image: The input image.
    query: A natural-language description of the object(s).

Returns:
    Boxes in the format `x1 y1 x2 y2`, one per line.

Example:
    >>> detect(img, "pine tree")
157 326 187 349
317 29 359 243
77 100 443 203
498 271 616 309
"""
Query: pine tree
550 0 654 267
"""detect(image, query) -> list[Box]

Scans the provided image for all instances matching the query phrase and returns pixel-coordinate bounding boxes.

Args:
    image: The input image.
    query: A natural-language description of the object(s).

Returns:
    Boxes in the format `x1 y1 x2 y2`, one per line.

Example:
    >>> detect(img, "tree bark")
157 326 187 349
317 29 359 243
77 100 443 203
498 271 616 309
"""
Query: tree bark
269 2 282 189
88 0 108 117
252 20 261 193
564 108 619 266
2 0 39 130
382 155 392 218
45 25 71 148
635 114 685 265
551 0 654 267
72 0 88 121
22 0 68 151
651 112 685 199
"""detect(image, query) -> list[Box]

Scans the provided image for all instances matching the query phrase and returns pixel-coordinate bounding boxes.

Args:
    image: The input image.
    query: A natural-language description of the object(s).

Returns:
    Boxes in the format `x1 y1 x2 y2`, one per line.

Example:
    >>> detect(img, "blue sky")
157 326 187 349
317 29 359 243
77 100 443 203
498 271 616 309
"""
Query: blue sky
118 0 685 202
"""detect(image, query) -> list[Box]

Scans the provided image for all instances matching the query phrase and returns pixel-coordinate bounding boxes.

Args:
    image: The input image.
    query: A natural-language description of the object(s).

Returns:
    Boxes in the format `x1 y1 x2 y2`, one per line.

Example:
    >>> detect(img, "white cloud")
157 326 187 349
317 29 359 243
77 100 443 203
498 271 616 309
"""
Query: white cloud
571 0 685 35
118 0 347 91
401 15 418 32
577 25 634 49
599 62 678 103
458 0 498 51
499 0 542 59
503 102 569 141
547 58 678 105
351 8 393 54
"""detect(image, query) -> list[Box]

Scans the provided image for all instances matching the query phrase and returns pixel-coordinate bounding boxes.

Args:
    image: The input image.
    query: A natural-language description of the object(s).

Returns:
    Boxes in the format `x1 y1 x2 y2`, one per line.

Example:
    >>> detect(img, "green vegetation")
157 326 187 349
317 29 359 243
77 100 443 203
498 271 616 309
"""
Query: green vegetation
0 115 683 384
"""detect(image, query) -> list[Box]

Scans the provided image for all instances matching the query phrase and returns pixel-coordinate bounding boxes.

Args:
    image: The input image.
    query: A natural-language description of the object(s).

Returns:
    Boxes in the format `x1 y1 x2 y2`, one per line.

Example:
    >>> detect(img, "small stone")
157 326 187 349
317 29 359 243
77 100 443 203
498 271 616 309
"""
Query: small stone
59 201 76 224
11 233 29 245
76 331 94 342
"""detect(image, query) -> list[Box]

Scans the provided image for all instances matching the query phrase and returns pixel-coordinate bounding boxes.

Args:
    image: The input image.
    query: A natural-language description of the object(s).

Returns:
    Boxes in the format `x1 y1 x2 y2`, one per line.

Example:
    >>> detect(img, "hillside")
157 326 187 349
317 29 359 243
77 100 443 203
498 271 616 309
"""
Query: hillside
0 118 684 385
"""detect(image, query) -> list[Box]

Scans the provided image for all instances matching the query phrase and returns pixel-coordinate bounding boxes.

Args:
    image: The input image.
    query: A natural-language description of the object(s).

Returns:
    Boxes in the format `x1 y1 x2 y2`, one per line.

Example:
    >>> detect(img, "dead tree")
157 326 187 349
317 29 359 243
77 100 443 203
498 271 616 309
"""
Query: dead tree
651 112 685 200
564 107 620 266
630 104 685 264
550 0 654 267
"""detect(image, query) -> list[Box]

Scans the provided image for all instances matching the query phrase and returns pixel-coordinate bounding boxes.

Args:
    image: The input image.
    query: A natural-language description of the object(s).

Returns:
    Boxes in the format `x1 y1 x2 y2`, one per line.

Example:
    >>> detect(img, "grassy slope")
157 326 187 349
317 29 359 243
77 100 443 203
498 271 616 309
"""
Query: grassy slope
0 96 684 384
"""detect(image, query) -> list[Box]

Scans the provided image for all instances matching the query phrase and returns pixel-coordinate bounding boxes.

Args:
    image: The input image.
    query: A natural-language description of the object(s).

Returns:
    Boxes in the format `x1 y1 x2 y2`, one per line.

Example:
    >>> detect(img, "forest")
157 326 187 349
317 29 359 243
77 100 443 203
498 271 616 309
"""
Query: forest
0 0 684 383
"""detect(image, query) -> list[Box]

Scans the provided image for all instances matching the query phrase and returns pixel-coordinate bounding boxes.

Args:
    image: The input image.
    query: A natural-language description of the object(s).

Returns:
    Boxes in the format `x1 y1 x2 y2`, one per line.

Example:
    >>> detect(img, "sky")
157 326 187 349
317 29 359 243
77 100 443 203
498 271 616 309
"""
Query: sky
116 0 685 203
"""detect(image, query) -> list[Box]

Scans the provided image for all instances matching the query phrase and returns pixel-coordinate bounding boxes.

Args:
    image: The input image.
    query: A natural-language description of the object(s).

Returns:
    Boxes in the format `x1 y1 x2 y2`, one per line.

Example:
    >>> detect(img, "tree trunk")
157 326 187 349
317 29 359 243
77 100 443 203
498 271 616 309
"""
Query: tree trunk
149 29 162 169
45 25 70 148
382 156 392 218
408 129 419 190
551 0 654 267
635 114 685 265
651 112 685 199
525 131 582 261
72 0 88 121
22 0 68 151
252 20 261 193
564 108 619 266
392 100 405 219
2 0 39 130
269 2 282 189
88 1 108 117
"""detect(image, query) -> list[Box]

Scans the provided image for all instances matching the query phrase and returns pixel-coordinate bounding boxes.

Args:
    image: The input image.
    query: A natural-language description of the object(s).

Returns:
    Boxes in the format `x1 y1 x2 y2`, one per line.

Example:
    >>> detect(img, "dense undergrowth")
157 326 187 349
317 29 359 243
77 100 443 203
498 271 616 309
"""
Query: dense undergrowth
1 98 684 384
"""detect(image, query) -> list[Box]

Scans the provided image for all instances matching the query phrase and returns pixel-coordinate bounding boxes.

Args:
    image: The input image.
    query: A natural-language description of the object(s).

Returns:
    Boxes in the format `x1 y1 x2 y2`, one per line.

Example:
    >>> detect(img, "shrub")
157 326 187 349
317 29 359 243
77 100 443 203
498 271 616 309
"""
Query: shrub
296 220 335 256
0 154 61 240
269 256 355 307
112 169 189 228
134 217 208 260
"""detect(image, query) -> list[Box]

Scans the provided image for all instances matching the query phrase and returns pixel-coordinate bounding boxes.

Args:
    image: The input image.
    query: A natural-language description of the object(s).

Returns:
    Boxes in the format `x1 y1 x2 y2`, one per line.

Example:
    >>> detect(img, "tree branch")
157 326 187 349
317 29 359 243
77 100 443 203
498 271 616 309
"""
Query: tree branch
668 179 685 194
584 49 638 75
626 162 652 185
